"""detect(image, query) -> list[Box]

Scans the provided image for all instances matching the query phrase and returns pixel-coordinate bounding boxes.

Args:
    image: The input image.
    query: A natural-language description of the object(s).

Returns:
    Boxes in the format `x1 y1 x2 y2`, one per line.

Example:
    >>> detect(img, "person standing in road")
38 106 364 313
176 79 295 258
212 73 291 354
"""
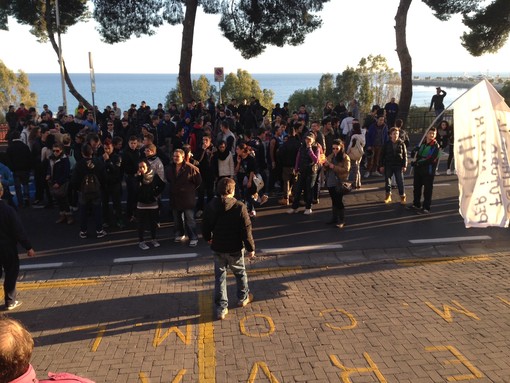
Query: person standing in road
429 87 447 117
408 127 440 214
0 183 35 311
72 143 107 239
202 177 255 320
379 127 408 204
166 149 202 247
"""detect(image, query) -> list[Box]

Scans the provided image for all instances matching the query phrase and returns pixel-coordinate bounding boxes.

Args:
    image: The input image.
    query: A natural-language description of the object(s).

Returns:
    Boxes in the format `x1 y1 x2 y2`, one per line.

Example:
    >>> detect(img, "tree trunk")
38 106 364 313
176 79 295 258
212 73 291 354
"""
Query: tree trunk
395 0 413 124
179 0 198 105
45 0 92 111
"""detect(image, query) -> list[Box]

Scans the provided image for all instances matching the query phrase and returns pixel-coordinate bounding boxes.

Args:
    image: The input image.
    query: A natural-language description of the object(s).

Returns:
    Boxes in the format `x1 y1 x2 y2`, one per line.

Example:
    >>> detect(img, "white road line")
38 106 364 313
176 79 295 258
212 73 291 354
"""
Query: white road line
261 244 343 254
409 235 491 244
114 253 199 263
20 262 65 270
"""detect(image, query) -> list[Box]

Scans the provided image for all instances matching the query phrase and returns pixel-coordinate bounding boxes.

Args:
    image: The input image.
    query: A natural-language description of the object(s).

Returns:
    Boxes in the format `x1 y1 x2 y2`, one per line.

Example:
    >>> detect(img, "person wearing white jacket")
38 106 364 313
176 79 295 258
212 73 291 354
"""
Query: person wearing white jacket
346 121 366 189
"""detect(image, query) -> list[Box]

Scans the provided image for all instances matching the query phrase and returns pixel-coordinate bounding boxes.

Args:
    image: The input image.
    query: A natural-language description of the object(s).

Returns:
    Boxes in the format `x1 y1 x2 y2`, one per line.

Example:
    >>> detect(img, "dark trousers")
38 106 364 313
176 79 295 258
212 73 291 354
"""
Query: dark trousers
413 172 435 210
13 170 30 206
327 187 345 210
291 171 317 210
102 183 123 224
79 197 103 232
125 175 137 220
137 208 158 241
0 245 20 306
196 178 214 212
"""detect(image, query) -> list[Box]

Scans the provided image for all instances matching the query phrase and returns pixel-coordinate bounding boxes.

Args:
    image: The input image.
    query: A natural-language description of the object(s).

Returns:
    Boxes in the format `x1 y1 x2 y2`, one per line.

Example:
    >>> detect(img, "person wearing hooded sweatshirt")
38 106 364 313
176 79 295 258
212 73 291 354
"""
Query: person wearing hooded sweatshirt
135 159 165 250
202 177 255 321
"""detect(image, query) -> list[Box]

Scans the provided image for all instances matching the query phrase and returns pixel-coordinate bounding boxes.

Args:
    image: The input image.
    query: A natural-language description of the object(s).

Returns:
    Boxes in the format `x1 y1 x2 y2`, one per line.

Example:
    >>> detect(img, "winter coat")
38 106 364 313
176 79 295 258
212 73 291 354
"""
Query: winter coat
202 196 255 253
166 162 201 210
379 140 407 168
6 140 33 171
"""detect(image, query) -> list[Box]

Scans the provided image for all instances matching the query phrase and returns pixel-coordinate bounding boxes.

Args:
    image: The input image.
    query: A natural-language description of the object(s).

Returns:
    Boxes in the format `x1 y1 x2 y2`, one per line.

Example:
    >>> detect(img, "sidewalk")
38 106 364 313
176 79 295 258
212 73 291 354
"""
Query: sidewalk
18 237 510 282
8 244 510 383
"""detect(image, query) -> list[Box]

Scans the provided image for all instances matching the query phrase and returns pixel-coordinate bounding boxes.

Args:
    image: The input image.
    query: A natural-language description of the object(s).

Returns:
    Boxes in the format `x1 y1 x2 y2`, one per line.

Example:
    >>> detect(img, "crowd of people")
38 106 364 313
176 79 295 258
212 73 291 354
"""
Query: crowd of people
0 94 454 248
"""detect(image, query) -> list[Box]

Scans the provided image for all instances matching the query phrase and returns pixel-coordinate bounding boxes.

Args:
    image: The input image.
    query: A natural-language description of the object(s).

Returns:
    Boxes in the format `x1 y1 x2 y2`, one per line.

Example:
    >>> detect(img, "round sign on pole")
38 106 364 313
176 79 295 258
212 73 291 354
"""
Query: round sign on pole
214 67 224 83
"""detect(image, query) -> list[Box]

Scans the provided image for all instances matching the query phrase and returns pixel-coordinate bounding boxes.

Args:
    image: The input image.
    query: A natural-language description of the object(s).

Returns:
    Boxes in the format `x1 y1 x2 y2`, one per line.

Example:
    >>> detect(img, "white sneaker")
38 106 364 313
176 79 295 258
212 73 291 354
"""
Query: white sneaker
363 172 371 178
286 208 298 214
249 210 256 217
150 240 160 248
374 171 383 177
139 242 149 250
446 169 452 175
189 239 198 247
304 208 312 215
174 235 186 243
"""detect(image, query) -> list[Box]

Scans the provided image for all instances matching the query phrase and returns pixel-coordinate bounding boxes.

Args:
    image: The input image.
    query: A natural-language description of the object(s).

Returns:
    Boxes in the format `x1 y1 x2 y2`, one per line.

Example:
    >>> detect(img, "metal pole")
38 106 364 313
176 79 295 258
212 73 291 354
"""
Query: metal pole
88 52 97 123
55 0 67 115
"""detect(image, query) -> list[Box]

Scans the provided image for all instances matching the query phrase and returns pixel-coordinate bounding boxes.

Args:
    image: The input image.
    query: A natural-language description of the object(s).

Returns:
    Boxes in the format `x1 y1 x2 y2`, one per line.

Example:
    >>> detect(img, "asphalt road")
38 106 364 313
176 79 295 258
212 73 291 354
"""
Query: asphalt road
19 172 508 271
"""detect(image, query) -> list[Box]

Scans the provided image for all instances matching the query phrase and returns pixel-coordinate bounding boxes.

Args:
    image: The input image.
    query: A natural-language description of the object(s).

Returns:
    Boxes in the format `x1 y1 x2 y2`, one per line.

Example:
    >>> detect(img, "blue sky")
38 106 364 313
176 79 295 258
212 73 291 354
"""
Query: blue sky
1 0 509 76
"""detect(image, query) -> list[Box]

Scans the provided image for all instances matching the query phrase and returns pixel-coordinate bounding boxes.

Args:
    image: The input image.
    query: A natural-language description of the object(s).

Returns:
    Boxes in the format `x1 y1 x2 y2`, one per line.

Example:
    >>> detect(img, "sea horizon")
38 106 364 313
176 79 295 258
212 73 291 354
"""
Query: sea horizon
24 72 510 114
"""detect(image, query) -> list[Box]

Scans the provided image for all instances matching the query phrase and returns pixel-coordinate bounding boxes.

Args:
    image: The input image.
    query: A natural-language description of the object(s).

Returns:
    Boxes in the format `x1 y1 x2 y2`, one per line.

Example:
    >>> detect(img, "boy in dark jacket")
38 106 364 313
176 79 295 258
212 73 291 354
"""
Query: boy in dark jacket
202 177 255 320
71 143 107 239
379 127 408 204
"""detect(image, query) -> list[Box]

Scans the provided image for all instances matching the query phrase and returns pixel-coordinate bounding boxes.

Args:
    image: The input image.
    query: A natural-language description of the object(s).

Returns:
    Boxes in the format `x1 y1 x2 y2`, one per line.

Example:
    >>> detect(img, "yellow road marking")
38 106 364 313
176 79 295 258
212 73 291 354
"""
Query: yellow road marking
153 320 192 347
198 291 215 383
396 255 491 266
18 279 101 290
425 345 484 381
320 308 358 331
239 314 275 338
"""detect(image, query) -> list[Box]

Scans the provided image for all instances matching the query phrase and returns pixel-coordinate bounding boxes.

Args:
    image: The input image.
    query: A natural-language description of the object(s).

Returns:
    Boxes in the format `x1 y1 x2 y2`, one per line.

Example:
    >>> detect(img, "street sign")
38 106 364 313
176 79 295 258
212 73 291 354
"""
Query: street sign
214 67 224 83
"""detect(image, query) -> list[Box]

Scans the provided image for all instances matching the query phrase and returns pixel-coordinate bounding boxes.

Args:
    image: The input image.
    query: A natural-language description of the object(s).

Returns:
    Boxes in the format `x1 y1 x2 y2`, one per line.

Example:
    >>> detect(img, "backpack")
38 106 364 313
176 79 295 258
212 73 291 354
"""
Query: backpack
348 140 364 161
80 171 101 201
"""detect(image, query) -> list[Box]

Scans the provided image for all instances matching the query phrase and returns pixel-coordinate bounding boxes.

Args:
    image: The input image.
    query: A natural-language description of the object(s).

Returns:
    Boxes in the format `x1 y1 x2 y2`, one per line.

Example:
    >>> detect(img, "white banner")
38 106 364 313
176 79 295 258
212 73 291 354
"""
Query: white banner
452 79 510 228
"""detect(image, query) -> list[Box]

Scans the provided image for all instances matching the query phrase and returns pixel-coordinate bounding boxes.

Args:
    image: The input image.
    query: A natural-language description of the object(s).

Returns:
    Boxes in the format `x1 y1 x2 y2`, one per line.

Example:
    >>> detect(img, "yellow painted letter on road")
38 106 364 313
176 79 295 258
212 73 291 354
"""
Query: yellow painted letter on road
329 352 387 383
73 325 106 352
139 370 186 383
240 314 275 338
320 308 357 331
497 295 510 307
153 320 192 347
425 345 484 381
247 362 281 383
424 300 480 323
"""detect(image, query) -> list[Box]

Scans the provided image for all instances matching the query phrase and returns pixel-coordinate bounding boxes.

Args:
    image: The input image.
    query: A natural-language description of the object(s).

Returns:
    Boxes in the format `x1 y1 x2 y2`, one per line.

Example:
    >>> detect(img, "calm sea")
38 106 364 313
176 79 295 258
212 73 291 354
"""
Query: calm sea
26 72 490 113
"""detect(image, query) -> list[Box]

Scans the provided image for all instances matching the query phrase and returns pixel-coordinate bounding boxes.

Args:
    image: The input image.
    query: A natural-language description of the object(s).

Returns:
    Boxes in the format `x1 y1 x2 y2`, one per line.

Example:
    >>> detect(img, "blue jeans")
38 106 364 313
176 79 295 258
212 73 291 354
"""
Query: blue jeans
384 166 405 196
172 208 197 240
214 250 249 310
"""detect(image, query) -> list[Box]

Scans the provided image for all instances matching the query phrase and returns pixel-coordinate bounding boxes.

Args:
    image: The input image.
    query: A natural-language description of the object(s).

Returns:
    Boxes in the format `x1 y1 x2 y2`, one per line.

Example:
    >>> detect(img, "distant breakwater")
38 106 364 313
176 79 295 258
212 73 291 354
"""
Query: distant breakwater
411 79 505 90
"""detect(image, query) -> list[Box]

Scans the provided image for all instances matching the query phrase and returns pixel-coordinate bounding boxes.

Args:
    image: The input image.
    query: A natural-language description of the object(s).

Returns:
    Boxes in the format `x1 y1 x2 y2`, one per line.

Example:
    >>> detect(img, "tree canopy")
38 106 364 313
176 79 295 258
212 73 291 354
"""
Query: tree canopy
1 0 92 110
422 0 510 56
288 55 399 118
0 60 37 121
92 0 328 102
220 69 274 111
